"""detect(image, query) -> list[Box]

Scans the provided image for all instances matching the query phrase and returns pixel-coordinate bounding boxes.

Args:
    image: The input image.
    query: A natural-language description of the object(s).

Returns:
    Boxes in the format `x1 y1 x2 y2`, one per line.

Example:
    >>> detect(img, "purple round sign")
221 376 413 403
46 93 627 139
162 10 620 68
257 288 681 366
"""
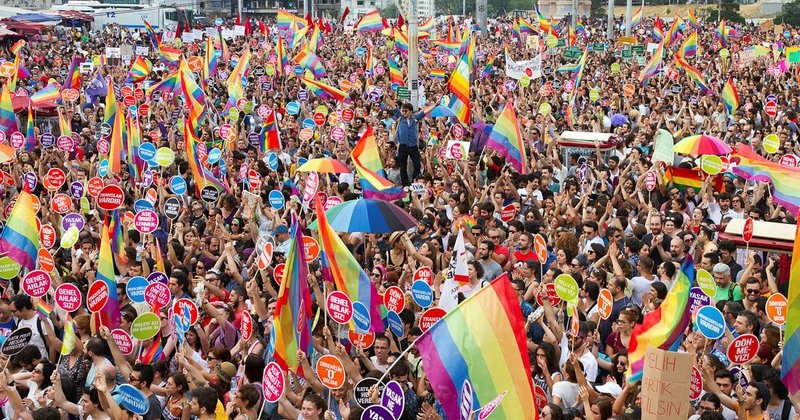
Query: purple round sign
248 132 260 147
147 271 168 285
380 381 405 420
298 89 309 101
688 287 712 314
368 91 381 103
40 133 55 148
23 172 37 190
69 181 85 199
140 170 153 188
61 213 86 231
360 405 394 420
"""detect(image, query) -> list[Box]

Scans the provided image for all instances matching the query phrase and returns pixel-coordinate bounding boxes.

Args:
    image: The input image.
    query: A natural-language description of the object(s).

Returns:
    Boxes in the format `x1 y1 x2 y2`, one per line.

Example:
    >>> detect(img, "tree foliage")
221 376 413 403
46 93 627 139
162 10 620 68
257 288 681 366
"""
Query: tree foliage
775 0 800 26
381 4 399 18
707 0 745 23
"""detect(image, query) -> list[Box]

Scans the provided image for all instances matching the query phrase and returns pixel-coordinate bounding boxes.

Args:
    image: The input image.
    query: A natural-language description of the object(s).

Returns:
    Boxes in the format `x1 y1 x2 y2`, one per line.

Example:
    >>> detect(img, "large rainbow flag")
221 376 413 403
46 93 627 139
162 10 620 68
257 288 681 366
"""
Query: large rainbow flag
184 119 228 194
277 9 306 32
447 36 474 125
259 107 281 151
732 144 800 213
30 82 61 107
125 56 152 84
782 216 800 395
721 77 740 114
675 56 713 94
351 126 395 191
416 274 536 419
96 216 122 330
297 76 347 101
314 196 383 333
626 258 693 383
272 215 313 373
0 81 18 134
638 39 664 86
485 101 527 175
355 9 383 33
294 50 327 79
0 185 40 270
630 4 643 28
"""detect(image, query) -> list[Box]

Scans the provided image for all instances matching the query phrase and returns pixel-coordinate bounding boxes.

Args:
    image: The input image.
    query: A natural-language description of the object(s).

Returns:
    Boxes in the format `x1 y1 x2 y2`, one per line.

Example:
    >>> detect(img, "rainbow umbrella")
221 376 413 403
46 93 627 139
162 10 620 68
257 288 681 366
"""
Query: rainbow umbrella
673 134 732 156
0 144 15 163
307 198 418 233
297 158 351 174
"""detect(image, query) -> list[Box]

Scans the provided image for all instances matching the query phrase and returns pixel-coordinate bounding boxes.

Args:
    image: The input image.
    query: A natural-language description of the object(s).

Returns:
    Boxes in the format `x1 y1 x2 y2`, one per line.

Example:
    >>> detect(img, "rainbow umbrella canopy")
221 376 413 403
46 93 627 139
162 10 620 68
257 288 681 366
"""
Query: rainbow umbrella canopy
296 158 351 174
307 198 418 233
0 144 15 163
673 134 732 156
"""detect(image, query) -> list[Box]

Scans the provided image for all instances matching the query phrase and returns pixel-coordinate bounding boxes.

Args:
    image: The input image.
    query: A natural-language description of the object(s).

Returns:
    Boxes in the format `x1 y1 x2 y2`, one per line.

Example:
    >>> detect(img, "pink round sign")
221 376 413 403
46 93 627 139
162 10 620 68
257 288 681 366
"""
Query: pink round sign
9 132 24 149
241 311 253 340
23 270 51 298
145 281 171 309
54 283 82 312
133 210 159 234
326 291 353 324
262 361 285 403
111 329 134 355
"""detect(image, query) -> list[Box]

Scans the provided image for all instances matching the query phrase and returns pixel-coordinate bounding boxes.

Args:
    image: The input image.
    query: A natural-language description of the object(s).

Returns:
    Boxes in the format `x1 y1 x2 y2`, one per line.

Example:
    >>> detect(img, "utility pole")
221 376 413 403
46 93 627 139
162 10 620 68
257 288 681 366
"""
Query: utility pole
625 0 632 35
237 0 242 19
303 0 308 19
718 0 722 21
572 0 577 28
606 0 614 40
408 0 419 110
476 0 487 32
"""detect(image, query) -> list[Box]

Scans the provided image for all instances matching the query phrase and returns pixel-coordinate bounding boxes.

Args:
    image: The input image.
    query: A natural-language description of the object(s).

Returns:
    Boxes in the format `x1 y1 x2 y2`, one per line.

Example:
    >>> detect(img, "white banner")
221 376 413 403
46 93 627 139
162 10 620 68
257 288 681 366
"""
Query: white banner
505 52 542 80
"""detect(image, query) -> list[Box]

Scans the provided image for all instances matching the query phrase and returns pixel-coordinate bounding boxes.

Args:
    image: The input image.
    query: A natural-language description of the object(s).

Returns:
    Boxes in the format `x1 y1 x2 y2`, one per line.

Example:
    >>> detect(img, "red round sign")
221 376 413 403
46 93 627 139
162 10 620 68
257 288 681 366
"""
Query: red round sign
413 266 433 285
111 329 134 355
120 86 133 97
262 361 285 403
726 333 759 365
313 112 326 126
144 281 171 309
248 169 260 189
779 154 798 167
87 177 104 197
742 218 754 242
533 385 548 410
45 168 66 190
645 171 657 192
87 280 110 313
690 367 703 400
419 307 446 332
341 108 354 122
51 194 73 214
326 291 353 324
22 270 51 298
123 96 136 107
134 88 144 101
452 124 464 139
241 311 253 341
500 204 516 222
273 263 285 283
765 101 778 117
139 103 150 117
598 288 613 320
39 224 56 249
172 298 199 326
536 283 562 307
348 329 375 348
55 283 82 312
383 286 405 313
97 184 125 210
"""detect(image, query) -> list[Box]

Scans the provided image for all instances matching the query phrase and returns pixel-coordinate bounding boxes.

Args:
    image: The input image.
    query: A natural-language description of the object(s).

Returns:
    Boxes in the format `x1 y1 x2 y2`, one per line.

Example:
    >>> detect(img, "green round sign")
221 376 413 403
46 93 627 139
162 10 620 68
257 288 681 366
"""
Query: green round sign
763 133 780 154
80 197 90 214
520 75 531 87
611 63 621 74
229 107 240 122
547 34 558 47
719 48 730 58
174 38 183 49
131 312 161 340
554 274 579 304
154 147 176 167
539 102 552 115
589 88 600 102
696 269 716 298
701 155 724 175
242 101 254 115
0 256 20 279
265 64 276 76
61 226 80 249
315 105 329 115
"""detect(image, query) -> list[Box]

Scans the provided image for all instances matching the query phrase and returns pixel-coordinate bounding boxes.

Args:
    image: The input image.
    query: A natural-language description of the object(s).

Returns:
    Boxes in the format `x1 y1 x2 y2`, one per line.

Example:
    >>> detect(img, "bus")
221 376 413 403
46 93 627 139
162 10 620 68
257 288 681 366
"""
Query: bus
49 0 200 29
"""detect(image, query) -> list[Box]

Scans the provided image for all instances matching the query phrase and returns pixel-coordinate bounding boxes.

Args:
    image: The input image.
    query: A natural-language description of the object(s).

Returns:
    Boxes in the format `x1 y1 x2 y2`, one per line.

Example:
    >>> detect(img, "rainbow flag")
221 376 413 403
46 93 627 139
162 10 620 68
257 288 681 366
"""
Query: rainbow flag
352 126 395 190
572 48 588 92
57 107 71 137
277 9 306 32
0 82 18 134
215 28 230 62
314 195 383 333
664 166 724 192
387 55 404 86
447 36 474 125
627 258 693 383
535 5 555 36
125 56 151 84
60 318 76 356
653 17 665 42
140 332 165 364
638 39 664 86
512 18 522 46
96 216 122 331
146 71 179 97
716 19 728 47
568 24 576 47
108 94 125 175
687 8 701 30
308 24 323 52
62 57 83 90
518 16 537 34
103 76 117 132
732 144 800 213
432 40 461 54
287 20 309 49
394 29 409 56
675 56 713 94
142 19 159 48
485 101 527 175
203 36 218 81
9 53 20 91
179 57 206 125
10 39 25 55
356 9 384 33
419 16 434 32
36 299 53 319
275 34 288 75
782 216 800 395
722 77 740 114
272 215 313 373
364 47 374 75
293 49 327 79
25 103 36 152
184 119 228 194
665 16 682 46
679 31 697 59
416 274 536 419
430 68 446 79
0 185 40 271
565 100 577 128
158 44 180 67
576 19 586 35
259 106 281 151
631 4 643 28
30 82 61 107
298 76 347 101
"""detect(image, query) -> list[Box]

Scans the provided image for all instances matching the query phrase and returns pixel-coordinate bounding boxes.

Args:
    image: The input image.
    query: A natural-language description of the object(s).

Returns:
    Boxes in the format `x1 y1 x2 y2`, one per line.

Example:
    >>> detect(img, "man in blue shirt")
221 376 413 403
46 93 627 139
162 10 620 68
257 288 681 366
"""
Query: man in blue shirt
392 102 434 186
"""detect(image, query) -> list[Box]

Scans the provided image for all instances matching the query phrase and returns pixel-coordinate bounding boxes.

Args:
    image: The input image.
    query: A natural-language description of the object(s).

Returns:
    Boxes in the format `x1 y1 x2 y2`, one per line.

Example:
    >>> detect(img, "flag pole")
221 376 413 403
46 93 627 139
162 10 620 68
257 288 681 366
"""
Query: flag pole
376 341 417 385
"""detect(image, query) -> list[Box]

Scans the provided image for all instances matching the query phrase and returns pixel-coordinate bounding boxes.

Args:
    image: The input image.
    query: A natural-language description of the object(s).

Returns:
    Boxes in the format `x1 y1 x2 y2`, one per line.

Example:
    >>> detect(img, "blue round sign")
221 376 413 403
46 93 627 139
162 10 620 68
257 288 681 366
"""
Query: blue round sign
126 276 149 303
267 152 279 171
207 147 222 164
215 17 223 26
302 118 316 129
219 158 227 174
411 281 434 308
133 199 154 213
138 142 156 162
356 47 366 56
98 159 109 177
696 306 725 339
387 311 404 337
117 384 149 415
352 301 371 333
147 271 168 285
293 65 304 75
170 176 187 195
268 189 285 209
297 156 308 166
286 102 300 115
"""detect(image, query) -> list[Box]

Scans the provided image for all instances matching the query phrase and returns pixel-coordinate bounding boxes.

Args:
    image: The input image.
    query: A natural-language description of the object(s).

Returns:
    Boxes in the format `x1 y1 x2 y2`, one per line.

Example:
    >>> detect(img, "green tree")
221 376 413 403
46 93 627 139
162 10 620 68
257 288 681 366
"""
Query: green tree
775 0 800 26
381 4 399 18
708 0 745 23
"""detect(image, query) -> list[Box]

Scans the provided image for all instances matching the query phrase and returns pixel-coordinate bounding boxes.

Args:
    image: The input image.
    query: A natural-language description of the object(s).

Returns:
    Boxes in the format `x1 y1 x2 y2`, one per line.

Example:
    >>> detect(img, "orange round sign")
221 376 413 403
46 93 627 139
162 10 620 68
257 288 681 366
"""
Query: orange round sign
315 355 346 389
187 56 203 72
623 84 635 97
0 62 15 78
533 234 547 264
38 248 54 272
303 236 320 261
348 329 375 349
598 288 613 320
766 293 787 325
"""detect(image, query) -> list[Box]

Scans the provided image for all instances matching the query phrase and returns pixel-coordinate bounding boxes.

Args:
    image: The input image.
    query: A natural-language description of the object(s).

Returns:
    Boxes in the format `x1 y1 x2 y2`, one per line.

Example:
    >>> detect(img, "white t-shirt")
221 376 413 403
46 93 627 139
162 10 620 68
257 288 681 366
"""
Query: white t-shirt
630 275 656 306
552 381 580 409
558 335 598 382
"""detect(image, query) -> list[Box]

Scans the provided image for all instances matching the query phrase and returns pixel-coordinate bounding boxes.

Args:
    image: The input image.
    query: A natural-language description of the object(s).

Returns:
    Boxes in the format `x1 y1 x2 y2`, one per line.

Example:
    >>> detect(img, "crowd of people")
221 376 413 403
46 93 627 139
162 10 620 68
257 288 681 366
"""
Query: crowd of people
0 7 798 420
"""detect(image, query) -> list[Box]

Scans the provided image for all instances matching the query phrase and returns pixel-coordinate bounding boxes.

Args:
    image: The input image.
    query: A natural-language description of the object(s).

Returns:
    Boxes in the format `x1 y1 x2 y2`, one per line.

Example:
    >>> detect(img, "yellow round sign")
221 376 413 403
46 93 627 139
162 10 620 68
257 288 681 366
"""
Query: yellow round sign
701 155 724 175
589 88 600 102
763 133 780 154
539 102 552 115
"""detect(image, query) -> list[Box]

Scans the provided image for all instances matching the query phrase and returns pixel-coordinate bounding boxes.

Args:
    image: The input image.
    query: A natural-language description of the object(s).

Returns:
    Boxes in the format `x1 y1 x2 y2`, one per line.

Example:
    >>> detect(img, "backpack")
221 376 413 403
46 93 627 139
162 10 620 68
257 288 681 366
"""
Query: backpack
35 317 50 356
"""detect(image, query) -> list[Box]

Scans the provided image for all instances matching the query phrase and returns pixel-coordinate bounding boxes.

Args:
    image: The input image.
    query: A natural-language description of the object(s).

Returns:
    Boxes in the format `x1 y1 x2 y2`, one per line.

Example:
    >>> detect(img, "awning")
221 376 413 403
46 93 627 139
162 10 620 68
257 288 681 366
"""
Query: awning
0 19 47 34
48 10 94 21
11 95 59 116
7 13 62 24
0 25 19 37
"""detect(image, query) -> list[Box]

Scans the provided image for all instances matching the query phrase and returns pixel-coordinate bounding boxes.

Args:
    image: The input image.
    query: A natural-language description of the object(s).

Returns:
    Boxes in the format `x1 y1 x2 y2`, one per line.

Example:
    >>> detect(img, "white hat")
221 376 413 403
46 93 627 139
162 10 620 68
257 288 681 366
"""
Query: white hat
595 382 622 397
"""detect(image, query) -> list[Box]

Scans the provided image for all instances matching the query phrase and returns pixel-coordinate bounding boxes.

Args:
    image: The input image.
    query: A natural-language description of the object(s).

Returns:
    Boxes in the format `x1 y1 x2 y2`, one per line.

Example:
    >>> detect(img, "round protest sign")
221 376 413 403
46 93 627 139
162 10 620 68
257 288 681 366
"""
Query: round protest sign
125 276 148 303
241 310 253 341
387 310 404 337
413 266 433 285
326 291 353 324
133 210 159 234
0 256 20 279
689 287 712 314
262 362 285 403
316 355 346 389
144 281 170 309
118 384 150 415
131 312 161 340
303 236 320 261
111 329 134 355
534 384 548 410
726 334 759 365
534 234 547 263
766 293 787 325
354 377 383 408
352 301 371 332
54 283 82 312
383 286 405 313
411 280 434 308
38 249 54 272
87 280 109 313
2 327 33 356
361 405 394 420
97 185 124 210
59 226 79 249
598 289 613 320
554 274 579 304
763 133 779 153
172 298 199 326
690 367 703 400
23 270 51 298
696 269 716 297
381 381 405 419
419 307 446 333
696 306 725 339
164 197 181 220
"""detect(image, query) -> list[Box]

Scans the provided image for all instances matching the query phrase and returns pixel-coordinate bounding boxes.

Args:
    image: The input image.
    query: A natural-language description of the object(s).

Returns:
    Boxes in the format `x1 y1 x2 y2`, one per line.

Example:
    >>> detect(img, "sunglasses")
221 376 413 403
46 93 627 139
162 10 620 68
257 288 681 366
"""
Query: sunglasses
746 289 760 295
